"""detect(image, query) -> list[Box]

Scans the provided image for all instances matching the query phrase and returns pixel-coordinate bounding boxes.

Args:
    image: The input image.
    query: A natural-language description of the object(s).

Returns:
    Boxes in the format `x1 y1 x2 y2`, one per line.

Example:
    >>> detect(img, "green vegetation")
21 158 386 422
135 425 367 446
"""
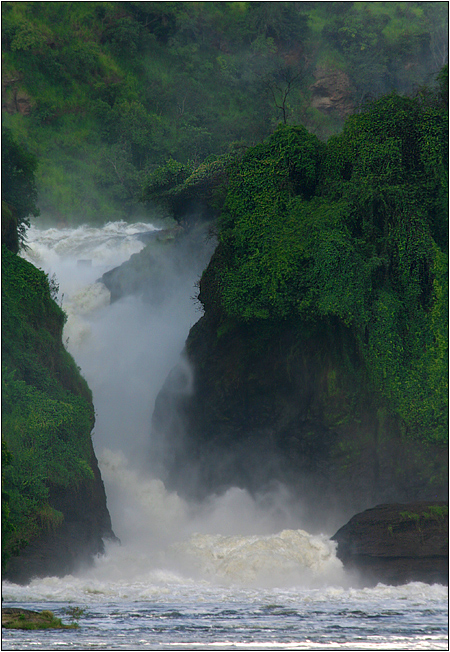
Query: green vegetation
2 246 96 566
399 505 448 536
0 117 104 572
1 1 447 223
1 128 96 566
400 505 449 523
2 608 78 630
1 126 39 251
200 68 448 446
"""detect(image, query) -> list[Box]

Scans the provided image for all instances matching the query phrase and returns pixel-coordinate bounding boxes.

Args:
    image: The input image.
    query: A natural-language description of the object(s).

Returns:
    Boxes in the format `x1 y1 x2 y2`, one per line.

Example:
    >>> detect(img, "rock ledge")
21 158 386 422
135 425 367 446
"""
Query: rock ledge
332 502 448 586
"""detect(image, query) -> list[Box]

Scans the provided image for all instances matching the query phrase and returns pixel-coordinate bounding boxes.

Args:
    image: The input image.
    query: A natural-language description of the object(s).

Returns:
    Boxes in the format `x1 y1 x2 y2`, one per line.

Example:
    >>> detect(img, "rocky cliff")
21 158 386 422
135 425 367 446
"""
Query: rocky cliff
150 312 447 527
3 443 115 585
2 246 115 583
150 92 448 527
310 67 354 119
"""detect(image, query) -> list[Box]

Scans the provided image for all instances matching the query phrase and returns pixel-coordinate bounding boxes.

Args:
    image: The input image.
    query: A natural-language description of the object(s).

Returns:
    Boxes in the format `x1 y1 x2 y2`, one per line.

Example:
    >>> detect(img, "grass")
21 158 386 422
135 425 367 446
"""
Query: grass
2 608 78 630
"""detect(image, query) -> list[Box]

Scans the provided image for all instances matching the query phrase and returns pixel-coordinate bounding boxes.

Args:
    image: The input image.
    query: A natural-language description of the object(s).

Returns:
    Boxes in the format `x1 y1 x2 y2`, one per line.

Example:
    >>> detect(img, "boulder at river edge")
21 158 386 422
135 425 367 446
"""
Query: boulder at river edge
332 502 448 586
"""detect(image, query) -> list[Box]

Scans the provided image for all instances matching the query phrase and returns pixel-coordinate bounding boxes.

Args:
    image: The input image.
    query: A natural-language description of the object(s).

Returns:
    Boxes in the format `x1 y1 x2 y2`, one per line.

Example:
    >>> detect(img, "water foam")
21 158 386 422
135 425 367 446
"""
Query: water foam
174 529 344 587
15 221 346 594
23 221 156 269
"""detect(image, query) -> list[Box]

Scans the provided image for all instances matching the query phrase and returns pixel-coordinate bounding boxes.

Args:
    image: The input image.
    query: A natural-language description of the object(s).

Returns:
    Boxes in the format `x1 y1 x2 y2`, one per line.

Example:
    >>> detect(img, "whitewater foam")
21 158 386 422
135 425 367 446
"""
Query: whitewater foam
173 529 344 587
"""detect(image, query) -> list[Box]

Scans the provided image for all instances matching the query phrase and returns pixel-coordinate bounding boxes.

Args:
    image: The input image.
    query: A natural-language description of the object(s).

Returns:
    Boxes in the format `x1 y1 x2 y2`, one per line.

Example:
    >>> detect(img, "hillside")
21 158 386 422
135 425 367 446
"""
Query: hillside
1 132 114 582
1 1 447 223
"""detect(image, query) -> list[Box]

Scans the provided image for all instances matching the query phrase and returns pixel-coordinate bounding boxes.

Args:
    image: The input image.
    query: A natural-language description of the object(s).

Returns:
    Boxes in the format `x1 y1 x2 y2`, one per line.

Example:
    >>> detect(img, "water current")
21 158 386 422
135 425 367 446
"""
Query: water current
2 221 448 651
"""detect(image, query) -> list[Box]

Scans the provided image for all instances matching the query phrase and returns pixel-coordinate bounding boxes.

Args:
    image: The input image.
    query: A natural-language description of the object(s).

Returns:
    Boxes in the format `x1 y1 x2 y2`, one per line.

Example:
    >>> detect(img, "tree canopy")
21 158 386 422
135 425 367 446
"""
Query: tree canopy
1 127 39 251
199 72 448 445
1 1 447 222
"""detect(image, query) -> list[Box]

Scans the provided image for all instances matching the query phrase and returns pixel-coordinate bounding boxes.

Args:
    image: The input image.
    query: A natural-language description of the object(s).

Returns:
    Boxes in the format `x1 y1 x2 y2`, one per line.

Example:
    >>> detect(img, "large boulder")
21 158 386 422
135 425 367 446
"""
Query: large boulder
332 502 449 586
310 67 354 119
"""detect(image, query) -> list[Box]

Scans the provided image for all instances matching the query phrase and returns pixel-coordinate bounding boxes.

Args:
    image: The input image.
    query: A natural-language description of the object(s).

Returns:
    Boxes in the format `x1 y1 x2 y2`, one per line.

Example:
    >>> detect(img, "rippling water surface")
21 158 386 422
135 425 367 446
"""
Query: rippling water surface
2 579 448 650
3 222 447 651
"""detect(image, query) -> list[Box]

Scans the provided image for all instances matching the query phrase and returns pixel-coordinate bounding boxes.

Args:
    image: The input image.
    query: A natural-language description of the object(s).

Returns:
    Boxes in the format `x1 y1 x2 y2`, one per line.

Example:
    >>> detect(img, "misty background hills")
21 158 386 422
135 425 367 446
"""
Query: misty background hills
2 1 448 223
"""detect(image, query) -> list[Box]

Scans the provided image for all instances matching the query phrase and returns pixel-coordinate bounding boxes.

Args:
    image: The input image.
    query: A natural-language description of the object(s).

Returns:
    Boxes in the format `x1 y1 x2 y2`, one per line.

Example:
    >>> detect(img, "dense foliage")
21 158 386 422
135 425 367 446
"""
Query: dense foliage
1 1 447 562
1 246 95 566
1 1 447 222
200 70 448 445
1 127 39 251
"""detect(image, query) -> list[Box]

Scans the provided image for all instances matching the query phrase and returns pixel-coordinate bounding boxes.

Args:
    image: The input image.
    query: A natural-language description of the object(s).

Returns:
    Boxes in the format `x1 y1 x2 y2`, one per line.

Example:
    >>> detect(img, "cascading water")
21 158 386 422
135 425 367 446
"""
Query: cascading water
3 220 448 651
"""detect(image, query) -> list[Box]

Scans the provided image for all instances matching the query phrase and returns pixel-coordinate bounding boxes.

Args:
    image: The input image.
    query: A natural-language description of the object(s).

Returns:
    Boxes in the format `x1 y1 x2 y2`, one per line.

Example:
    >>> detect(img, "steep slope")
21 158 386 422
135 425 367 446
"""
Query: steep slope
150 80 448 524
2 246 115 583
1 1 447 222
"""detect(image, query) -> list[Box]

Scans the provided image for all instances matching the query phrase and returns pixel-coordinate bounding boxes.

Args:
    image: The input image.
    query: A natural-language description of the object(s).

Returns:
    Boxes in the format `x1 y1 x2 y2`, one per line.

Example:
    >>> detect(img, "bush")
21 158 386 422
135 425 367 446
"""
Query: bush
203 80 448 444
1 127 39 250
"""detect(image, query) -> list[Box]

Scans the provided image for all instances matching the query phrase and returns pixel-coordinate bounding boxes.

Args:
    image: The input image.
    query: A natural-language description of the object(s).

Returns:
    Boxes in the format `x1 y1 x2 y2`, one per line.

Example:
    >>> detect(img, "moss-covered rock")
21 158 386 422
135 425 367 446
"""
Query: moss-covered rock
2 608 77 630
332 502 449 585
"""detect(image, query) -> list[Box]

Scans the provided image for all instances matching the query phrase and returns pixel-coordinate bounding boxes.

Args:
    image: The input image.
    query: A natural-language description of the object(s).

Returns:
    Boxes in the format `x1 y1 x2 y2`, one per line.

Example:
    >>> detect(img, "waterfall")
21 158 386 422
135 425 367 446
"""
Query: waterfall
20 219 345 589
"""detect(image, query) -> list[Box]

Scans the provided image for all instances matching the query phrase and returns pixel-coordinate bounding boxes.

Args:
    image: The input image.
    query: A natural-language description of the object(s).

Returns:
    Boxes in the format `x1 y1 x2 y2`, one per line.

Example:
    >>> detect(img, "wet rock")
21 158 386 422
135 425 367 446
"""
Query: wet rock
332 502 449 586
150 313 447 529
3 443 116 585
101 223 214 304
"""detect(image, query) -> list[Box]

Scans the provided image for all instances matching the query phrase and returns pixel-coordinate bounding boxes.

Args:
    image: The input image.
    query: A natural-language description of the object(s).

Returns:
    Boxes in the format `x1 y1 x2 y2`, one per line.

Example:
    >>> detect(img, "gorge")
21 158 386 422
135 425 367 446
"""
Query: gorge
3 77 448 586
1 3 448 648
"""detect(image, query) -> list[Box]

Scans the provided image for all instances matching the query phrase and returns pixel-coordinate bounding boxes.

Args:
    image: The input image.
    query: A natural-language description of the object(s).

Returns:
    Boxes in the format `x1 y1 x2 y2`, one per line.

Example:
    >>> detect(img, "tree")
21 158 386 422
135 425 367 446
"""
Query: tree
265 65 303 125
1 127 39 251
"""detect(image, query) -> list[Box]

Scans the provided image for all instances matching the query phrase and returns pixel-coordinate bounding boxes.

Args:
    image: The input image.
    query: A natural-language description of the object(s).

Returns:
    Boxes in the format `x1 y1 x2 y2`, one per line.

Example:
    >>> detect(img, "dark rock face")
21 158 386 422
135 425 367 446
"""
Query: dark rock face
150 313 447 528
332 502 449 586
3 443 116 585
101 223 215 304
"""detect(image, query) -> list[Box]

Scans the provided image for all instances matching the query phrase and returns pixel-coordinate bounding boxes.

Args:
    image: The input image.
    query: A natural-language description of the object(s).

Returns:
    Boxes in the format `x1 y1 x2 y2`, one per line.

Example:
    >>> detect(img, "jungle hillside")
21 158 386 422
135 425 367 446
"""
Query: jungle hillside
2 1 448 223
1 0 448 572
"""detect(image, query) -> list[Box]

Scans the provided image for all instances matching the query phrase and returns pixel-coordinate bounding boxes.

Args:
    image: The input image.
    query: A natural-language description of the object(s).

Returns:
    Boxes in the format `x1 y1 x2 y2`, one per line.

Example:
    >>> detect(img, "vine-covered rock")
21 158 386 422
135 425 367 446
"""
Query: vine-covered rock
150 77 448 518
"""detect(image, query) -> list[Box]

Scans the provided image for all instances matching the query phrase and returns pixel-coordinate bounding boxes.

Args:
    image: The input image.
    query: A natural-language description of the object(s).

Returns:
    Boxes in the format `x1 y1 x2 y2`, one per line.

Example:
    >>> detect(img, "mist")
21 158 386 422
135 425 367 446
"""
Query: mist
21 217 352 590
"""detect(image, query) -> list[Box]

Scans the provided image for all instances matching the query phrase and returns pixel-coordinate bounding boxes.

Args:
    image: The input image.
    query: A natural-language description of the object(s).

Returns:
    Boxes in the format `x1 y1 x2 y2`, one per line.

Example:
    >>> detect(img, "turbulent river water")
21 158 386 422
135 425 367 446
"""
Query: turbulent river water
3 221 448 651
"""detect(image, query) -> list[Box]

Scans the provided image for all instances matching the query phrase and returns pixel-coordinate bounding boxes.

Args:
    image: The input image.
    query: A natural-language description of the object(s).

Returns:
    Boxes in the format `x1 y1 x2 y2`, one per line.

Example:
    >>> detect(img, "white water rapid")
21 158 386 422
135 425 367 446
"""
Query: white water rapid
17 221 342 586
3 220 447 651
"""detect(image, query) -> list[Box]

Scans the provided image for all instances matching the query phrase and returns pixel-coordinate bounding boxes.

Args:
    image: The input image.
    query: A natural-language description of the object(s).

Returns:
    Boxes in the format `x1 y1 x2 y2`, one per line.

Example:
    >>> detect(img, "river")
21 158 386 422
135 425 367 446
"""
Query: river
2 221 448 651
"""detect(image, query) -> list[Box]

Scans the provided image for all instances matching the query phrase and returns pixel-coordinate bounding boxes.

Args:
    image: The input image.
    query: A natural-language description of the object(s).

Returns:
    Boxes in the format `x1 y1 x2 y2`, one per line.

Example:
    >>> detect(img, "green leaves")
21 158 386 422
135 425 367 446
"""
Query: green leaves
204 78 448 445
1 247 96 563
1 127 39 251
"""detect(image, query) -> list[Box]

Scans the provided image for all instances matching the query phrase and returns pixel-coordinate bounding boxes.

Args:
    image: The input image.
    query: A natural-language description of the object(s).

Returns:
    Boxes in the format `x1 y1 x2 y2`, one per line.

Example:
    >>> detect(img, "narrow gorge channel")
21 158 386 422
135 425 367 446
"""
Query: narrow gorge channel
2 219 447 651
19 220 340 584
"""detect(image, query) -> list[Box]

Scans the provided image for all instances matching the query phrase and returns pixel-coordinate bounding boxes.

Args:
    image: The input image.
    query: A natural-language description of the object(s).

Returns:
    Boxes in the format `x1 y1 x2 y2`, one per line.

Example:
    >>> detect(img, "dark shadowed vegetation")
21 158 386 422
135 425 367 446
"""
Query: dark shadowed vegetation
197 68 448 446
